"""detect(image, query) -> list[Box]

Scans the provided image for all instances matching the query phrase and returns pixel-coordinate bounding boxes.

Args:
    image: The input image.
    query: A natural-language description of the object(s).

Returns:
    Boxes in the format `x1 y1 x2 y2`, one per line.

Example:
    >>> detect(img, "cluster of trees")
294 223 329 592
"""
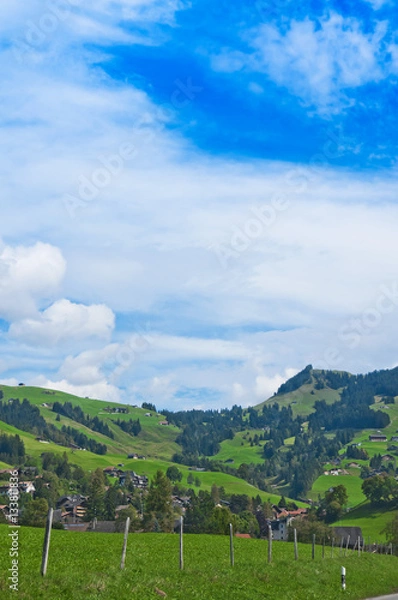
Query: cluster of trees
248 403 302 439
142 402 157 412
184 490 260 536
0 398 48 436
0 398 108 455
60 425 107 455
346 444 369 460
362 474 398 505
275 365 313 396
34 452 89 506
287 513 332 543
0 432 25 463
317 484 348 523
114 418 141 436
164 407 243 457
308 399 389 432
384 514 398 554
52 402 114 439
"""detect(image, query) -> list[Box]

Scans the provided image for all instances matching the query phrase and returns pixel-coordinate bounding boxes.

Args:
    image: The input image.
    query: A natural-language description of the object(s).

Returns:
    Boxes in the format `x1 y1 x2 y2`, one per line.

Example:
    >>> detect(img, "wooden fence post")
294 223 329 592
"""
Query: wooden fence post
331 537 334 559
41 508 54 577
229 523 234 567
322 538 325 559
339 537 344 557
344 535 350 557
268 525 272 564
294 528 298 561
120 517 130 570
179 516 184 570
312 534 315 560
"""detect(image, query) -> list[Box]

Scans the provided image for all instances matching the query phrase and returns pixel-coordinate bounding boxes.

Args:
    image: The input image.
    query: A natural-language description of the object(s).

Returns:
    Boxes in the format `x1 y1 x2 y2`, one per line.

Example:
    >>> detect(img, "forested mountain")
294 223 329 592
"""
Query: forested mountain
0 363 397 502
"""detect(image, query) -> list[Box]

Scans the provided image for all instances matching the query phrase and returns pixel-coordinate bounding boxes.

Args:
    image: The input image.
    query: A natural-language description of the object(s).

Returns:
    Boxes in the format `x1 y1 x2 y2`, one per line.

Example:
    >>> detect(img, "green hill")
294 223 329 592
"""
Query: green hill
0 385 296 503
2 361 398 517
333 502 398 542
253 367 347 417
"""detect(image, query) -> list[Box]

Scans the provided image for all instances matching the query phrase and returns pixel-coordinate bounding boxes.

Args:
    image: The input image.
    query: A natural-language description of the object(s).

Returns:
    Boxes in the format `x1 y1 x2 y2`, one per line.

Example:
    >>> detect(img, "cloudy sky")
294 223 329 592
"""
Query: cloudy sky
0 0 397 410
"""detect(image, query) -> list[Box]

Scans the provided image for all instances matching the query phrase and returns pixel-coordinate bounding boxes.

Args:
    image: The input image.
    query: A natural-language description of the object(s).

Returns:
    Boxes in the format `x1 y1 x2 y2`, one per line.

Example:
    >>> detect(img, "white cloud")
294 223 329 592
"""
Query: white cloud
0 242 66 320
212 14 389 113
0 3 398 410
254 368 298 399
32 375 121 403
9 299 115 346
362 0 390 9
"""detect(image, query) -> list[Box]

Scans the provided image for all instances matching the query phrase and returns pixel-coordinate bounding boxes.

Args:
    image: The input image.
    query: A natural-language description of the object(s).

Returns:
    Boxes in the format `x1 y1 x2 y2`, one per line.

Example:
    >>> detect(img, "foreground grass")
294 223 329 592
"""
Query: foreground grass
0 525 397 600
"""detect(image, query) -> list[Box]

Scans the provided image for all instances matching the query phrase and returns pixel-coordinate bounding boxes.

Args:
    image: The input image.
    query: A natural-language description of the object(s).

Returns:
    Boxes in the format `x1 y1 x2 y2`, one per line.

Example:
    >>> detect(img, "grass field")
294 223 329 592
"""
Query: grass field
308 474 367 509
334 502 398 542
0 525 397 600
213 430 266 466
254 382 341 417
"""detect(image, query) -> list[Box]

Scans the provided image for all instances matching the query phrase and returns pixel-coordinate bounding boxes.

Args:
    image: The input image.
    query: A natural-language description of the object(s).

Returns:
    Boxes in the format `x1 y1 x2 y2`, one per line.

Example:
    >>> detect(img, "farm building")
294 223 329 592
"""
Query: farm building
333 526 363 548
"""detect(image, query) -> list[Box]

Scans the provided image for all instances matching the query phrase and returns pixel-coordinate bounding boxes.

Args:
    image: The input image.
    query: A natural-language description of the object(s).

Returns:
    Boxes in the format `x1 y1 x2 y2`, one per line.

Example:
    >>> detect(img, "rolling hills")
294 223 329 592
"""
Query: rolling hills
1 362 398 532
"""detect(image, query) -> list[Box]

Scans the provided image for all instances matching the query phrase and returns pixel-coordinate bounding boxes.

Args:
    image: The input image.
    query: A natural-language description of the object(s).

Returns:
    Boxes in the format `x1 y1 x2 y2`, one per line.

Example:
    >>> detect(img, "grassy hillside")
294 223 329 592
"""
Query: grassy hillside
254 369 343 417
0 385 300 503
308 474 367 508
213 429 266 467
0 384 181 460
0 525 397 600
333 502 398 542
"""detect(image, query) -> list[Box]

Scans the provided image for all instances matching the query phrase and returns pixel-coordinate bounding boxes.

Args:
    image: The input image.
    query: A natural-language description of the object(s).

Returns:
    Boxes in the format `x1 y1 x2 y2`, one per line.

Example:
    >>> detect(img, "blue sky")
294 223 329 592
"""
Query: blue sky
0 0 397 409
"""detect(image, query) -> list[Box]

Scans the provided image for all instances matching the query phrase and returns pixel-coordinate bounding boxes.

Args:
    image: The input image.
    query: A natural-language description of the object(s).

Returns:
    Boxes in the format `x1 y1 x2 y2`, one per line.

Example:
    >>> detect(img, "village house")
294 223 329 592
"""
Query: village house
382 454 395 462
119 471 148 489
267 505 308 540
270 517 290 541
369 434 387 442
103 466 123 478
56 494 87 523
0 480 36 498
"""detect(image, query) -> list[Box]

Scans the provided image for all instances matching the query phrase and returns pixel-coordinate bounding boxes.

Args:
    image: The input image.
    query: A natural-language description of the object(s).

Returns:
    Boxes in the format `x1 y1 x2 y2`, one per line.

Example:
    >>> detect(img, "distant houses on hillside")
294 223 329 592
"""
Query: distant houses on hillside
104 406 129 414
369 434 387 442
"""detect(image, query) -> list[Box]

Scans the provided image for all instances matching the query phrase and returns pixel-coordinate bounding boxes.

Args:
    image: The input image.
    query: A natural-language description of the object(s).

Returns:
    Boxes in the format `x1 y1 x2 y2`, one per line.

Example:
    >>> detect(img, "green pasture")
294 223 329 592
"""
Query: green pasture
0 525 397 600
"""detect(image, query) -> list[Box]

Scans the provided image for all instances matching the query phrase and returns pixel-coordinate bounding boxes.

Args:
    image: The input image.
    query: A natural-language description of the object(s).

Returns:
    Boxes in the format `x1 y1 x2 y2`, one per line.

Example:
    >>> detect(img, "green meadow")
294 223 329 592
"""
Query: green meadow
254 383 341 417
308 474 367 509
213 429 266 466
0 525 397 600
334 502 398 542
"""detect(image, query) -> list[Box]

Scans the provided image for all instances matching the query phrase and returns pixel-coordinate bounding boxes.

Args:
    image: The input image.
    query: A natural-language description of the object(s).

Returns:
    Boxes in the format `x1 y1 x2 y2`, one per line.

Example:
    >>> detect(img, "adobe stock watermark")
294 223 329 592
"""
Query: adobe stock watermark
210 127 351 270
317 282 398 371
63 142 136 219
63 77 203 219
13 0 80 63
211 194 290 269
283 128 353 195
8 470 20 593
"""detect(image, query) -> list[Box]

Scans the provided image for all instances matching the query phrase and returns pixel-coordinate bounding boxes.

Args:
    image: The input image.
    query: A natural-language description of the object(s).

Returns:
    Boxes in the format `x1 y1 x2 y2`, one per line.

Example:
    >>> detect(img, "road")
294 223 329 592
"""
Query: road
365 595 398 600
